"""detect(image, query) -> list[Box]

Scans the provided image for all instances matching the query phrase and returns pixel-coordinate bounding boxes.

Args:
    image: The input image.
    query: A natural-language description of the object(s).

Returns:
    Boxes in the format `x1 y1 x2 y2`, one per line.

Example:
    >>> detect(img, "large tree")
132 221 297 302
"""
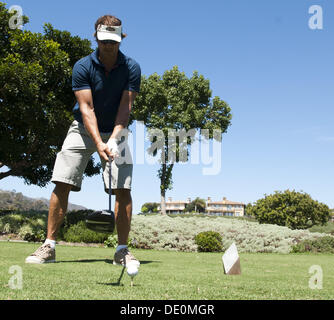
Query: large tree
0 3 99 186
130 66 232 214
184 197 206 213
247 190 331 229
140 202 159 214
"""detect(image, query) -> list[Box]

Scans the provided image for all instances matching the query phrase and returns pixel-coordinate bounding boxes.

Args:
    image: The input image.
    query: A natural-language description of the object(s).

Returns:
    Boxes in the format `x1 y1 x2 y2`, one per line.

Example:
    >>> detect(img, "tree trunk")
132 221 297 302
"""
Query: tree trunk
160 161 167 215
160 190 167 215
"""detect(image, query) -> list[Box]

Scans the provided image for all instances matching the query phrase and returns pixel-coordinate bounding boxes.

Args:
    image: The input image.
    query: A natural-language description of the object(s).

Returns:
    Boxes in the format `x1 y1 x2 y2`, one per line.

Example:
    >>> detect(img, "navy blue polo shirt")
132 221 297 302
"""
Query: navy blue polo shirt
72 49 141 132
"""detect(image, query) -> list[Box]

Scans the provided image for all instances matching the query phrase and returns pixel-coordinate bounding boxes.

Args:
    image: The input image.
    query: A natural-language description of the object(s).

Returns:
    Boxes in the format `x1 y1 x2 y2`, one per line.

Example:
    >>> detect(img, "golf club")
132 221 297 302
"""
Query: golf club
117 266 126 285
85 156 115 233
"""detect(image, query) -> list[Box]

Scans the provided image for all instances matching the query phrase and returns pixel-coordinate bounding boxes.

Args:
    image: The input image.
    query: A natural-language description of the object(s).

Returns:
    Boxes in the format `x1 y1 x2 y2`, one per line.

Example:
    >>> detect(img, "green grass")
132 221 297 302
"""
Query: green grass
0 242 333 300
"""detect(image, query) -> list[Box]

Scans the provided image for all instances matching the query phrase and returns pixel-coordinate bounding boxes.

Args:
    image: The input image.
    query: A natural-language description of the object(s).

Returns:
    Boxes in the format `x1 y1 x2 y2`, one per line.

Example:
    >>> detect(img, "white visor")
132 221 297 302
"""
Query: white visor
97 24 122 42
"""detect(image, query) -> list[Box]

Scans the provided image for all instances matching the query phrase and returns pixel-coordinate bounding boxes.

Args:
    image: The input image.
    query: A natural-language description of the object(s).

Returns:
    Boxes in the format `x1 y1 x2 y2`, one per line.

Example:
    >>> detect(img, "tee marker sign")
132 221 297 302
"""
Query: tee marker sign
222 242 241 275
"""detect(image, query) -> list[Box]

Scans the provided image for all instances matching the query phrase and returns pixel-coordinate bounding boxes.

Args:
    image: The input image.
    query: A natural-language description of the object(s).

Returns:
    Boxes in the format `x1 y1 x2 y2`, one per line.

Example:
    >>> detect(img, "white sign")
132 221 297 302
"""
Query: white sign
222 242 240 275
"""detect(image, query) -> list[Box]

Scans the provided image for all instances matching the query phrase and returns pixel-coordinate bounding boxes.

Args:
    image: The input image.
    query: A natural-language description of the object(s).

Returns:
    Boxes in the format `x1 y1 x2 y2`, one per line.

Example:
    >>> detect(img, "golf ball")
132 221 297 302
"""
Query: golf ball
127 265 138 277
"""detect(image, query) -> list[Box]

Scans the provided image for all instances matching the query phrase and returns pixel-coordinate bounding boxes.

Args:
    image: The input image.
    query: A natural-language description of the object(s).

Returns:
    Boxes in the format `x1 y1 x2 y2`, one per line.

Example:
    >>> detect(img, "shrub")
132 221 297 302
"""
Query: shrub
0 214 26 233
309 222 334 235
62 221 109 243
61 210 94 229
194 231 223 252
291 236 334 253
57 209 94 240
129 215 327 253
0 210 108 243
18 224 34 239
141 206 149 214
104 234 135 248
1 210 331 253
0 209 18 217
247 190 330 229
141 203 159 213
104 234 118 248
0 213 47 238
23 230 46 242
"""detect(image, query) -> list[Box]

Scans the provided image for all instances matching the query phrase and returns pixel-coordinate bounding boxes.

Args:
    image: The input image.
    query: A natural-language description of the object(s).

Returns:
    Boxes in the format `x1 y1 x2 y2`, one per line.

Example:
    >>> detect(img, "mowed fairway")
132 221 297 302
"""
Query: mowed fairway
0 242 333 300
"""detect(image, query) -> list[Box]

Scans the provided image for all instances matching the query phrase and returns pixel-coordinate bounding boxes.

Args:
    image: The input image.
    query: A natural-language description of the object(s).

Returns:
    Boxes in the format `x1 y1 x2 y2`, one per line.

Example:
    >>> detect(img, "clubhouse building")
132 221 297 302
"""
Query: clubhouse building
158 197 245 216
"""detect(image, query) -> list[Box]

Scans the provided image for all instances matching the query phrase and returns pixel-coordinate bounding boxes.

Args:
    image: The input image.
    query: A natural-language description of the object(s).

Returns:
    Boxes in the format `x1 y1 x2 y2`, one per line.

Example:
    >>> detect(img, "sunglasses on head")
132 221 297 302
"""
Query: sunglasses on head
100 40 118 45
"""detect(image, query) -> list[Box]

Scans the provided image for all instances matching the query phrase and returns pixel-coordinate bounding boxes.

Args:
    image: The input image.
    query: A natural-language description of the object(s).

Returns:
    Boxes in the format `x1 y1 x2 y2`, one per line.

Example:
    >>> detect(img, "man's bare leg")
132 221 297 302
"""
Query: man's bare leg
47 182 72 240
25 182 72 263
113 189 139 266
113 189 132 245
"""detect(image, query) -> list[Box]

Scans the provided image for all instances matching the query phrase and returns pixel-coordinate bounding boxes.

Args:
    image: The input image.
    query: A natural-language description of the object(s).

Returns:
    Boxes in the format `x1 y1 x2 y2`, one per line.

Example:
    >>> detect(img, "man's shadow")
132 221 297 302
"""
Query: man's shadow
56 258 113 264
56 259 156 265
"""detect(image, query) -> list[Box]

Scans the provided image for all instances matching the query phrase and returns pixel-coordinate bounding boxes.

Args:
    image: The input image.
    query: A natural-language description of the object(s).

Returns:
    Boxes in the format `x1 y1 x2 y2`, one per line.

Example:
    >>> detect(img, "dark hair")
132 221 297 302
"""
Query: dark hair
94 15 127 40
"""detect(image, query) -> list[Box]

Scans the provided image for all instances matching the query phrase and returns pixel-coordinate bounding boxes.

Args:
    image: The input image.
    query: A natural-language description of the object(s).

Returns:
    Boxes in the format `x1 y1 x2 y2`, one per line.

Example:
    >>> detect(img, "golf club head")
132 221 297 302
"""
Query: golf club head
85 210 115 233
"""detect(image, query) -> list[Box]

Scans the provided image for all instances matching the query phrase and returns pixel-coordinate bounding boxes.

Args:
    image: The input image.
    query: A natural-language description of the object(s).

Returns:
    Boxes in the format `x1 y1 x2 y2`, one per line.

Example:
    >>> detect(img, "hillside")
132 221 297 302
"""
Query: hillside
0 189 87 211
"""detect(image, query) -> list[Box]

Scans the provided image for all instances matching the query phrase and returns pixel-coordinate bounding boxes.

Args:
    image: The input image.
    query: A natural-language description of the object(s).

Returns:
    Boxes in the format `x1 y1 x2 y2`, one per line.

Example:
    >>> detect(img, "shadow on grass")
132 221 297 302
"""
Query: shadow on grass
98 282 142 287
98 266 126 286
56 259 113 264
56 259 160 265
96 261 160 287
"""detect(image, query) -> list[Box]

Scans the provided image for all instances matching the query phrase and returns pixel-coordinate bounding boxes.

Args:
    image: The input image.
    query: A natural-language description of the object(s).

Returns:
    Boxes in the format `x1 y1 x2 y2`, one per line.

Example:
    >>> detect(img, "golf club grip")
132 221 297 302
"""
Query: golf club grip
109 156 112 212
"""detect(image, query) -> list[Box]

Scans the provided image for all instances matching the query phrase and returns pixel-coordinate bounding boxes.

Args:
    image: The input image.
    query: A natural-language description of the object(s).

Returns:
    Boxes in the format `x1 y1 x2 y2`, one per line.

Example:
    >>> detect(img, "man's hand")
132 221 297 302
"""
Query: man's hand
96 141 113 161
107 138 120 158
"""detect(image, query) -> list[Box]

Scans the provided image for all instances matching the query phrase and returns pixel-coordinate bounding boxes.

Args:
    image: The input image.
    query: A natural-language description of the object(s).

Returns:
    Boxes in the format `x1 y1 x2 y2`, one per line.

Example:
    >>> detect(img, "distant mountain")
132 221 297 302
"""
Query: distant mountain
0 189 87 211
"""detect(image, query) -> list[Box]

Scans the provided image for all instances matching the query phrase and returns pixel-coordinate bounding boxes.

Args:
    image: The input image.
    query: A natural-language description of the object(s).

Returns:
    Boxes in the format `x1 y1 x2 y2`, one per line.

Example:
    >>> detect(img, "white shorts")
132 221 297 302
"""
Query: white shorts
51 121 133 193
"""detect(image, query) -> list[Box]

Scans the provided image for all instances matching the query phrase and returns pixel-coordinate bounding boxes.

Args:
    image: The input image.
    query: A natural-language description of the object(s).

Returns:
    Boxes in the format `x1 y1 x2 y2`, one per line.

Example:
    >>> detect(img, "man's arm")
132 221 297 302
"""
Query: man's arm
74 89 112 161
111 90 137 138
108 90 137 145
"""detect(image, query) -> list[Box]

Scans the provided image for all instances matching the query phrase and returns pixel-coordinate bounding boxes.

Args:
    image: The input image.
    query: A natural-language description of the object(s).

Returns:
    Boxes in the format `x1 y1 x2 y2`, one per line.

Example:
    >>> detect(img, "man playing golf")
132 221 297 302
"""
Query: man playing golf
25 15 141 268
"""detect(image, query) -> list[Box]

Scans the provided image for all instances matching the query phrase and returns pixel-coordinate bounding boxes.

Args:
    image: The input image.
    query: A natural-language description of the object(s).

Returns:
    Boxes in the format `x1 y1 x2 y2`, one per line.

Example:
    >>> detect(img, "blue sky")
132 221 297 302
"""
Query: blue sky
1 0 334 213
